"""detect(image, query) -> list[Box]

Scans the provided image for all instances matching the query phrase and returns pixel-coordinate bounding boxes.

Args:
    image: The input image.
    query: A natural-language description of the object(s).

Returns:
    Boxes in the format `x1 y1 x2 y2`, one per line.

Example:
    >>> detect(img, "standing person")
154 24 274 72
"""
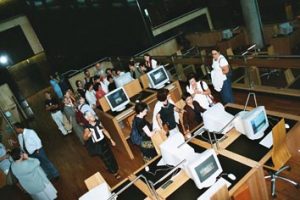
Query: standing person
10 148 57 200
83 111 121 179
144 53 158 71
129 61 142 79
107 75 116 92
85 82 97 109
182 93 205 138
83 69 93 86
156 89 183 136
78 97 96 118
75 80 86 98
133 102 157 162
49 75 63 100
63 95 84 145
45 91 69 135
186 73 214 110
14 123 60 181
0 142 11 175
211 48 234 104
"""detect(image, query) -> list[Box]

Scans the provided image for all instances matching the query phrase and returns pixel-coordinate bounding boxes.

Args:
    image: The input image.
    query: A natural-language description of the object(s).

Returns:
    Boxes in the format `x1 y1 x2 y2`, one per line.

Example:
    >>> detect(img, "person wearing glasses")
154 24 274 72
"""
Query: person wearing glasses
211 47 234 104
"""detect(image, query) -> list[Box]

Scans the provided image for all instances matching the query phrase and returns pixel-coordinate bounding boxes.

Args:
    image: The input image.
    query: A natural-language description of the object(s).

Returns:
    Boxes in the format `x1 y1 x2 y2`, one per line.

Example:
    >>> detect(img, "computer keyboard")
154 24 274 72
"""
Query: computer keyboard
197 177 231 200
116 108 134 121
259 131 273 148
165 83 175 90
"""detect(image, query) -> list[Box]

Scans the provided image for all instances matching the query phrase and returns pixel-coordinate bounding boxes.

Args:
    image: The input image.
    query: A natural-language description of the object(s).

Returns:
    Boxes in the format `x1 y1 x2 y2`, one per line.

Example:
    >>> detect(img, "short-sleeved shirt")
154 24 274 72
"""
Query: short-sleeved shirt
212 55 231 77
186 81 212 109
134 117 151 141
159 102 177 130
45 98 60 113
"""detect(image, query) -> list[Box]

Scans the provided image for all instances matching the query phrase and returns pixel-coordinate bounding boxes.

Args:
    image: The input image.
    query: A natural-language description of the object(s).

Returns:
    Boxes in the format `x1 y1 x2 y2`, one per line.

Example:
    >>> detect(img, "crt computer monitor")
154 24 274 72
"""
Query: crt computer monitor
114 72 133 88
147 66 169 89
186 149 222 190
159 133 195 167
105 87 129 112
234 106 269 140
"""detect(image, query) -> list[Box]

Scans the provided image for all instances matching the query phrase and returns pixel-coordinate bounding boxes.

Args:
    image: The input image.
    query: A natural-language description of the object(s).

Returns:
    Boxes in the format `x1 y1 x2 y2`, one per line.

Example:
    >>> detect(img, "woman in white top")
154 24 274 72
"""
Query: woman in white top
85 82 97 108
186 73 213 110
211 48 234 104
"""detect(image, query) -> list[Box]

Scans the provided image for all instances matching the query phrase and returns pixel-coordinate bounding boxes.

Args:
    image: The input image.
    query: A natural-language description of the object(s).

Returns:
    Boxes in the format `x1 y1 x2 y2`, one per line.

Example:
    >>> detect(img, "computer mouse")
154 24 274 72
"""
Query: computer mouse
285 123 290 129
227 173 236 181
145 166 150 172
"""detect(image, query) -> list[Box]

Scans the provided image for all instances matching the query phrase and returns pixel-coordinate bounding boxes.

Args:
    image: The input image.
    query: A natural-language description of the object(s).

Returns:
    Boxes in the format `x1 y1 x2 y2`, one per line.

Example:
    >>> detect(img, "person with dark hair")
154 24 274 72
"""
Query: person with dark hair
10 147 57 200
45 91 69 135
93 82 106 105
133 102 157 162
144 53 158 71
211 48 234 104
129 61 142 79
83 111 121 179
107 75 116 92
182 93 205 138
83 69 93 86
93 75 109 94
155 89 183 136
152 89 179 131
186 73 214 110
75 80 86 98
14 123 59 181
105 68 113 76
49 75 63 100
85 82 97 109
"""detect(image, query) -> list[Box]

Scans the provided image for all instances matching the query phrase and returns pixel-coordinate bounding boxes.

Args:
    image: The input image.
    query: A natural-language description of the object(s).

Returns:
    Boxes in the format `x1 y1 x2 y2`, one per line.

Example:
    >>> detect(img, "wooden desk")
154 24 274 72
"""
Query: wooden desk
269 29 300 55
98 80 183 160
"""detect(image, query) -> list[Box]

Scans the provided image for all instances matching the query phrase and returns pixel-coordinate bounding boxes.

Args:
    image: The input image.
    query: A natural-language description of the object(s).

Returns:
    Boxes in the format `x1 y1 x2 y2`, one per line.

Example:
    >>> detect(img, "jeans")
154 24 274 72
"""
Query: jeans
31 148 59 180
220 75 234 105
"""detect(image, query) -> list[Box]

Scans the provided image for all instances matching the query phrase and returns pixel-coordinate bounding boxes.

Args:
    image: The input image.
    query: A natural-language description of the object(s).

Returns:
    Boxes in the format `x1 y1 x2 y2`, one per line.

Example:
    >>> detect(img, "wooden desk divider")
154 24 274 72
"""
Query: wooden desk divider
84 172 108 191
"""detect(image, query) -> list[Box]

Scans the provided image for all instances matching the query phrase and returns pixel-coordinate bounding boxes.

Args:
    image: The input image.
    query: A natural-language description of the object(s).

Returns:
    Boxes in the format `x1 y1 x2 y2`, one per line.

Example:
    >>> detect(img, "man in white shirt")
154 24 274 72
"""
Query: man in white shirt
85 82 97 108
14 122 59 180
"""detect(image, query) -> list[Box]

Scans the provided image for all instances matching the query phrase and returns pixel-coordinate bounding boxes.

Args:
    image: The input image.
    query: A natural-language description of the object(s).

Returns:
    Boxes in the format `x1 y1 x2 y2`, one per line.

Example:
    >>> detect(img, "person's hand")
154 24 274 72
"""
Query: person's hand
110 139 116 146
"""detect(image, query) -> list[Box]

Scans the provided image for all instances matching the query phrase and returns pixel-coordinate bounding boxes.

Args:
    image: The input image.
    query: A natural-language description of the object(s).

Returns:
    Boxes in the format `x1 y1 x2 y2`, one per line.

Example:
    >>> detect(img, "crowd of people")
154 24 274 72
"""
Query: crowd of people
0 50 234 199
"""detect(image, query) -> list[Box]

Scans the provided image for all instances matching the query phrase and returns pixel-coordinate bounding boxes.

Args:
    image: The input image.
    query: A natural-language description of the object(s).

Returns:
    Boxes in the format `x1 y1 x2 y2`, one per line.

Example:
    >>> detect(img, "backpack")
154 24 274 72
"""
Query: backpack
130 118 143 145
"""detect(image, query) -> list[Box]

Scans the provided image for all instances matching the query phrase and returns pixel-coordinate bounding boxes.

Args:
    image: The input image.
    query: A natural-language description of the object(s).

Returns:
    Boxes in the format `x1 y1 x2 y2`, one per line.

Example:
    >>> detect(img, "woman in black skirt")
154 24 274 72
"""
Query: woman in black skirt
133 102 157 162
83 111 120 179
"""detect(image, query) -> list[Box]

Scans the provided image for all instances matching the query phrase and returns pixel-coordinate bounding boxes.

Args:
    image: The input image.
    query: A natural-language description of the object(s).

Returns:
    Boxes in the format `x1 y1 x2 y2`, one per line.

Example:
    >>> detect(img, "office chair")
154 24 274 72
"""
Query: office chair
264 118 299 198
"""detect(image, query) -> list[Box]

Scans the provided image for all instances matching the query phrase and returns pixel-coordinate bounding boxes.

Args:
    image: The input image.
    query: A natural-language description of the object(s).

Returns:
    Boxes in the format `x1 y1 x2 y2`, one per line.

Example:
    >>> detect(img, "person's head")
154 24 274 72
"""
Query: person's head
144 53 151 62
79 96 85 105
135 101 148 117
45 91 52 100
211 47 221 60
105 68 112 76
84 69 90 77
85 82 93 91
84 111 96 123
14 122 25 134
116 69 122 76
107 75 114 83
49 75 54 80
128 61 135 71
10 147 23 161
157 88 169 103
111 69 117 76
182 92 193 105
93 82 101 91
76 80 83 88
63 96 71 105
95 63 101 70
93 75 100 83
187 73 198 87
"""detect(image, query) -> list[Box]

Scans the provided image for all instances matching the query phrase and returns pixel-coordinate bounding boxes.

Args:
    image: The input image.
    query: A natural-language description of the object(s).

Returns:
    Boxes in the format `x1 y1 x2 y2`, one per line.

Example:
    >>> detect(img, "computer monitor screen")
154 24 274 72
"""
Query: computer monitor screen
147 66 169 89
186 149 222 189
234 106 269 140
114 72 133 88
105 87 129 112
